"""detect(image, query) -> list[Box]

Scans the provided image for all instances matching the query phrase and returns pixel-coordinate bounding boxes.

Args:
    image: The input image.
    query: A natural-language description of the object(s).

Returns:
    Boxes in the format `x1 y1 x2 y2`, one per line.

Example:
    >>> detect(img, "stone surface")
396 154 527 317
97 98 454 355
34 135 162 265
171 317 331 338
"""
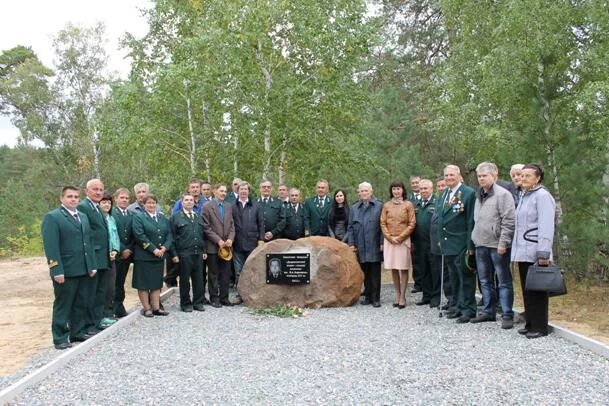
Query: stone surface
238 237 363 308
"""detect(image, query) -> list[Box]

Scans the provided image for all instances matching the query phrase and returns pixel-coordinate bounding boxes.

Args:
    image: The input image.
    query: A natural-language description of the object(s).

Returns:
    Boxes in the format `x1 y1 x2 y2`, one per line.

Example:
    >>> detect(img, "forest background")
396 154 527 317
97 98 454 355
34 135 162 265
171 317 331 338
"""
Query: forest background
1 0 608 282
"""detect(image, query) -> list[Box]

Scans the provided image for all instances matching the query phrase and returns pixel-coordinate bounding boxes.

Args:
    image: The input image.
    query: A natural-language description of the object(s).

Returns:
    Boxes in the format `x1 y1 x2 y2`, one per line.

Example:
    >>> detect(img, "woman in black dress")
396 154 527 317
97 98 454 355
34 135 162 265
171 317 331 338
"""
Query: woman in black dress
132 195 172 317
328 189 350 242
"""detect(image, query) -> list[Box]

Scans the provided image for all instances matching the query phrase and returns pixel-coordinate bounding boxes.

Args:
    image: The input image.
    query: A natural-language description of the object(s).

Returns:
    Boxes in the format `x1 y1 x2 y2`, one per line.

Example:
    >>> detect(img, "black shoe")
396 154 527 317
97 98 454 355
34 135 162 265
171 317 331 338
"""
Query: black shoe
181 305 193 312
398 304 405 309
211 300 222 308
518 328 529 335
456 315 471 323
416 300 430 306
70 335 87 343
526 331 548 339
152 309 169 316
360 297 371 305
220 300 234 307
164 279 178 288
86 328 101 336
114 304 127 318
411 288 421 293
441 304 450 310
446 311 461 319
392 303 399 308
193 304 206 311
470 314 496 323
203 298 211 305
429 302 440 308
55 342 72 350
501 319 514 329
372 302 381 308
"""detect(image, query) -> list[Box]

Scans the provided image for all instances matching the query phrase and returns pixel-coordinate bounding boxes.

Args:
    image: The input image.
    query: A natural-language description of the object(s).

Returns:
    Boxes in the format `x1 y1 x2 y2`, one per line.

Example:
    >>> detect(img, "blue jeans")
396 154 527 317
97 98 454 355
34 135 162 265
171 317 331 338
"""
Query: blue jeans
475 246 514 319
233 249 253 287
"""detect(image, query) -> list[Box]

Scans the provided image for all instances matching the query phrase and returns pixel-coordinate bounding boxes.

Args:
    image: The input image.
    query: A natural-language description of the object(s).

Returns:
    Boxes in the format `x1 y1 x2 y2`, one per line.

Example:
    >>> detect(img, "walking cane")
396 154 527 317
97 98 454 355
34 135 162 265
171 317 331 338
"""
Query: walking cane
439 254 445 318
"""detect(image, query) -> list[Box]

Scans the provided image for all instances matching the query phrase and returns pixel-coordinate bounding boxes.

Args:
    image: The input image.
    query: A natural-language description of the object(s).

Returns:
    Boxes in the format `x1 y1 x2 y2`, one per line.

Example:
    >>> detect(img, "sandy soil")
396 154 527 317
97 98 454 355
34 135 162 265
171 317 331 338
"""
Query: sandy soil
0 257 139 376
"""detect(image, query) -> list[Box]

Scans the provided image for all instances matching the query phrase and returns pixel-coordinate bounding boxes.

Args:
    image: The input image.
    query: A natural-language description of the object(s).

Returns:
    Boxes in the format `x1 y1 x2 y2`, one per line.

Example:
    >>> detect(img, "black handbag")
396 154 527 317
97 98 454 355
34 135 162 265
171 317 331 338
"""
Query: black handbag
525 262 567 297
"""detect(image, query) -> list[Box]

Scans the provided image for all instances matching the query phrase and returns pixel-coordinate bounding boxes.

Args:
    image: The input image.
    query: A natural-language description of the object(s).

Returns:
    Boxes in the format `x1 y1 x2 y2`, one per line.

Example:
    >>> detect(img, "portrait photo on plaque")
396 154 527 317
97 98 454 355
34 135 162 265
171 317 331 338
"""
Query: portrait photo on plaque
266 253 310 284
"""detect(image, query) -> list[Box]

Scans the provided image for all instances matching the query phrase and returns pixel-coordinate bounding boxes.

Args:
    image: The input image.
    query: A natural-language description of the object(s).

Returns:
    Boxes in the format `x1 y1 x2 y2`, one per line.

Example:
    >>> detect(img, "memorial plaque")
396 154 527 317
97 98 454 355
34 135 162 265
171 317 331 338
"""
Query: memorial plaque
266 253 310 284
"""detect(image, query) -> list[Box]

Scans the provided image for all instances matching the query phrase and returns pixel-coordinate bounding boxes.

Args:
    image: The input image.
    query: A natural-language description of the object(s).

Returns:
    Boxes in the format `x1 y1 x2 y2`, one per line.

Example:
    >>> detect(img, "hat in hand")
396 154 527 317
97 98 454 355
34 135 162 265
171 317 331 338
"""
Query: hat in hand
218 246 233 261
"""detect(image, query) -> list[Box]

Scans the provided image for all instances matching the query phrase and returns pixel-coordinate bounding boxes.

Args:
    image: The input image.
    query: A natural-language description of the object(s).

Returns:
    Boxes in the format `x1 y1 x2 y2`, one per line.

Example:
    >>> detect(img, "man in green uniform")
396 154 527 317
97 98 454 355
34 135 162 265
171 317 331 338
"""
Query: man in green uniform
78 179 112 333
280 188 305 240
170 193 207 312
412 179 440 307
257 180 285 241
111 188 134 317
304 179 332 236
436 165 477 323
42 186 97 349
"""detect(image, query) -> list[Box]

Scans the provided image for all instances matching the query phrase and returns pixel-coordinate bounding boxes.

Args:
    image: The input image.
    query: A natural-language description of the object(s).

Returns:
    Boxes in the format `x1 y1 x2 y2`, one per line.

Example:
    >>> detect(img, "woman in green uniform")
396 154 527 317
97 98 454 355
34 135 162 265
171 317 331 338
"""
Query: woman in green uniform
132 195 172 317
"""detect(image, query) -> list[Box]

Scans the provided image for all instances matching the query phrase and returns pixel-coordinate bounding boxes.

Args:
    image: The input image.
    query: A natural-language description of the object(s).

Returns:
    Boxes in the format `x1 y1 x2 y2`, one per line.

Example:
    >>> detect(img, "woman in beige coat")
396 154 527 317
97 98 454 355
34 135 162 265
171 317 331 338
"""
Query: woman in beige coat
381 181 416 308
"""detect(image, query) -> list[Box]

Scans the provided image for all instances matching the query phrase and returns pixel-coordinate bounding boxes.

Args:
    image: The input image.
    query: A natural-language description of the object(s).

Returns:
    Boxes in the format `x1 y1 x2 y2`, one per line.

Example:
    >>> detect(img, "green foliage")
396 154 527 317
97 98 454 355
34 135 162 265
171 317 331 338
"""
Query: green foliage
0 222 44 258
250 304 305 318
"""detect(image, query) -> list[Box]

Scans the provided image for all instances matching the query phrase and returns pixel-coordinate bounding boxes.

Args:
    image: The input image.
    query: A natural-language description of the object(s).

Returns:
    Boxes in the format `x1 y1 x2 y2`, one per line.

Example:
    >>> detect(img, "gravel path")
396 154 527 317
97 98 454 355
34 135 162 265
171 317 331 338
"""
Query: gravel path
7 286 609 405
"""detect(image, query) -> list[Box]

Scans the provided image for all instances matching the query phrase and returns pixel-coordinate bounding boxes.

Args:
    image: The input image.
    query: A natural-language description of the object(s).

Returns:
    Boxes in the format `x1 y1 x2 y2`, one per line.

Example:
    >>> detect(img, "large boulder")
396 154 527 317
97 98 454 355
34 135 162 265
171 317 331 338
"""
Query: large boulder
238 237 363 308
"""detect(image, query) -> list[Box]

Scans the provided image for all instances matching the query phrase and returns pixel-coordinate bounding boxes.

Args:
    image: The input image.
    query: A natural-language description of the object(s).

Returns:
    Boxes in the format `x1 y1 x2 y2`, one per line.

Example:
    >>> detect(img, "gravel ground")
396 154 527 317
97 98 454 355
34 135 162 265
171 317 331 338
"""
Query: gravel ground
6 285 609 405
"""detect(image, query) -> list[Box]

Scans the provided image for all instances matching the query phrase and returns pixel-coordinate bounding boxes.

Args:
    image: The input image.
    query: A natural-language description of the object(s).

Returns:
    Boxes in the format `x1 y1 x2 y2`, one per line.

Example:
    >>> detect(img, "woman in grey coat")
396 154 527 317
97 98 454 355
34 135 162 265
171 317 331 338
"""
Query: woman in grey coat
347 182 384 308
511 163 556 339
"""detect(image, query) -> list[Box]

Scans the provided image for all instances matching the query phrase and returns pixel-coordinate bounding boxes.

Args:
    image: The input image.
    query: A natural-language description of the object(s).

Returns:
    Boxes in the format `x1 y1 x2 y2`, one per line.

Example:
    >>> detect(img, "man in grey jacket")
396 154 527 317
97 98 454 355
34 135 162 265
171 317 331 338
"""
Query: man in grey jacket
470 162 516 329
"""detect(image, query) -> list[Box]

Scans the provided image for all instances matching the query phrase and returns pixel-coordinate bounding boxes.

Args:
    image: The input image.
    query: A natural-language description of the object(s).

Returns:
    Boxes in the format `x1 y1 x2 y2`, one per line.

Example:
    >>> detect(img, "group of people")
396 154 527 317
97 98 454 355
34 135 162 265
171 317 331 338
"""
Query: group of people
42 161 556 350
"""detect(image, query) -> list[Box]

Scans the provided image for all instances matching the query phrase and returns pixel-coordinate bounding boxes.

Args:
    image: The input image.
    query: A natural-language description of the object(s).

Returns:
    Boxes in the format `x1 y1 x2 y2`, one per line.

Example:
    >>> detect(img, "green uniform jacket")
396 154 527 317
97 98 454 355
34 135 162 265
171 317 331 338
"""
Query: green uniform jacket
436 184 475 255
412 195 437 250
132 212 173 262
111 206 134 257
280 203 305 239
77 198 110 270
304 195 331 236
42 206 96 278
169 210 206 256
257 197 285 238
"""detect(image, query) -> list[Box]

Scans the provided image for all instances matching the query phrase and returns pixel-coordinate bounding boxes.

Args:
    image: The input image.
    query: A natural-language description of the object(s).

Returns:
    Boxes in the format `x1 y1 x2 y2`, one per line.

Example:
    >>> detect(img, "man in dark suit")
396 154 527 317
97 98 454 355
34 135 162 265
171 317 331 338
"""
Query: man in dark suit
436 165 477 323
202 183 236 308
170 193 207 312
232 182 264 304
304 179 332 236
281 188 306 240
78 179 114 333
412 179 441 307
42 186 97 349
257 180 285 241
111 188 134 318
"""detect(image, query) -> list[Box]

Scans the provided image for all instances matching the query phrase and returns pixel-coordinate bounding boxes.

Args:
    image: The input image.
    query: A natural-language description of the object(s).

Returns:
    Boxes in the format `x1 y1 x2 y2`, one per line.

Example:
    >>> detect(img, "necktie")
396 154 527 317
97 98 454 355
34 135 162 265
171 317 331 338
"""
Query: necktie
293 204 297 213
153 215 158 223
73 213 80 223
319 198 324 208
122 209 127 216
218 203 224 220
189 212 194 220
422 200 428 208
264 198 268 205
445 191 452 206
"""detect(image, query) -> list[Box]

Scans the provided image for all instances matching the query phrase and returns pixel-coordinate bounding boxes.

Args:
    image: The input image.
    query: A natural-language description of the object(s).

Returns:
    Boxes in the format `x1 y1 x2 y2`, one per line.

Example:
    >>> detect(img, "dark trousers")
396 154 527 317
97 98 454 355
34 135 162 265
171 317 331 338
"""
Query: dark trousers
412 260 422 290
165 257 180 285
207 253 231 303
518 262 549 334
445 252 477 317
434 254 453 306
113 259 131 314
179 253 205 306
81 271 99 334
92 268 109 327
52 275 88 344
361 262 381 303
103 261 116 318
414 247 440 305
